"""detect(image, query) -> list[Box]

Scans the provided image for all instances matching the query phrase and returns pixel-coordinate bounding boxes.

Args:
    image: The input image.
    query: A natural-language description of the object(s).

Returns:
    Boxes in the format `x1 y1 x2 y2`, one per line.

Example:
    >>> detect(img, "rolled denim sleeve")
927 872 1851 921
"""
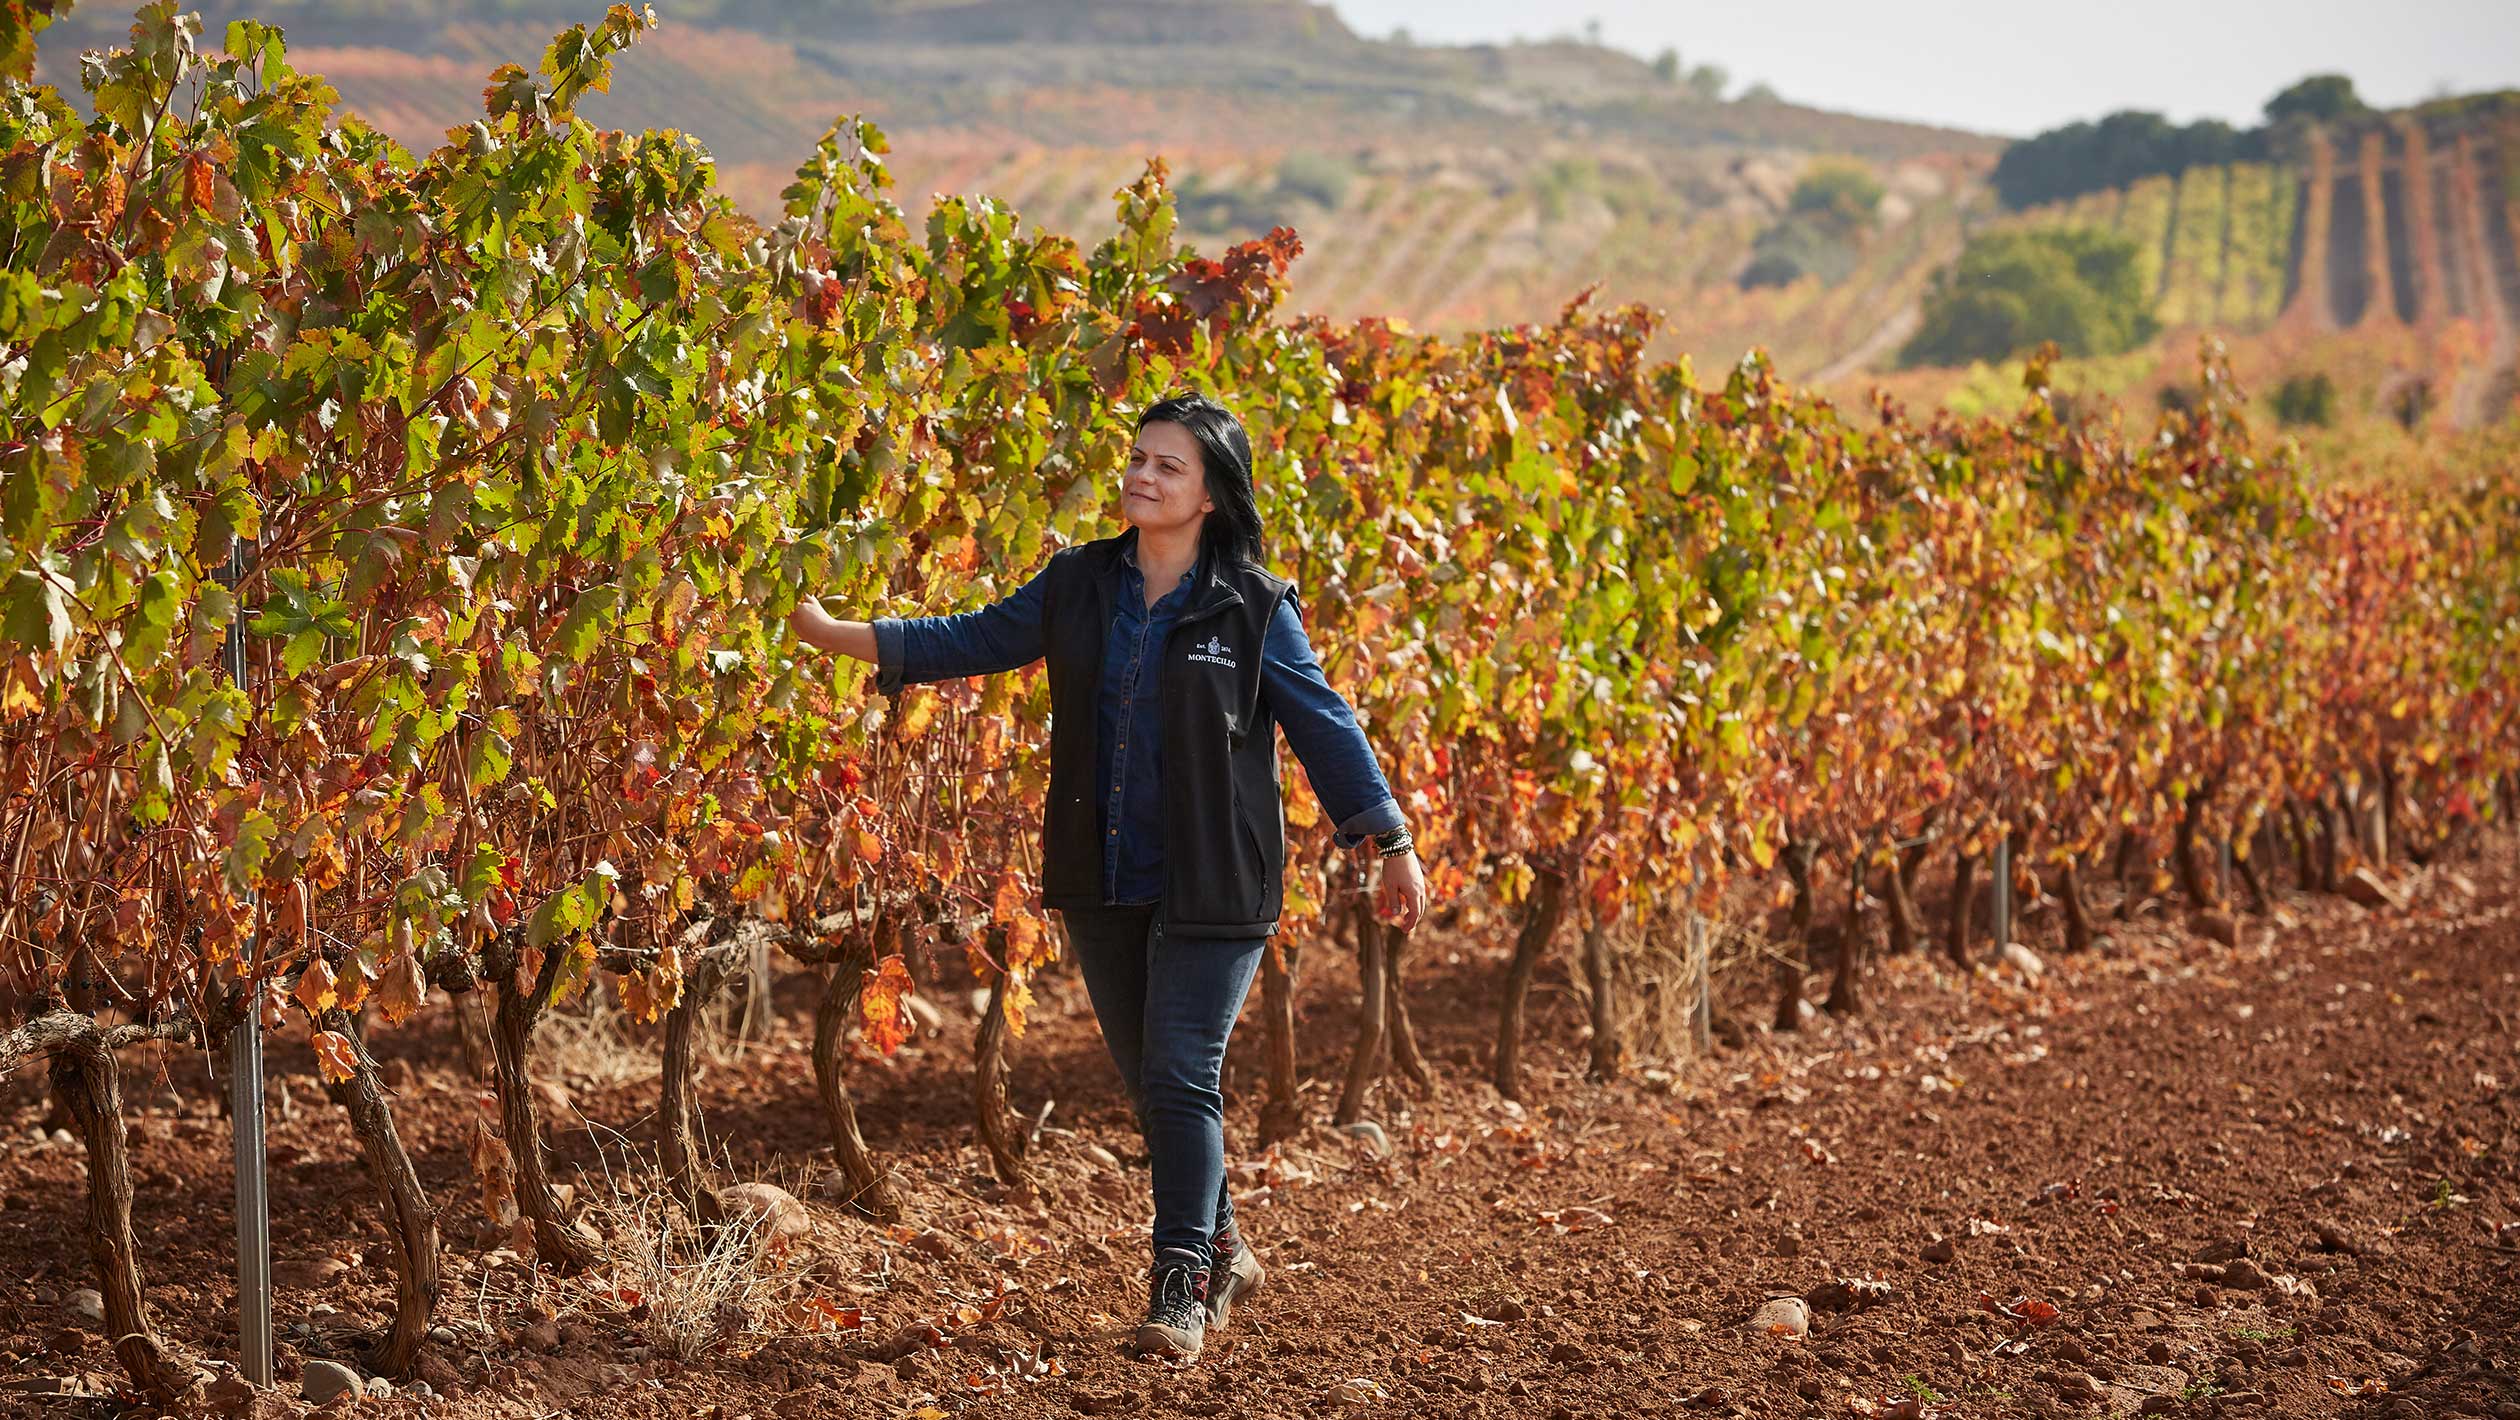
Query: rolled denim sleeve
871 565 1051 696
1260 594 1404 846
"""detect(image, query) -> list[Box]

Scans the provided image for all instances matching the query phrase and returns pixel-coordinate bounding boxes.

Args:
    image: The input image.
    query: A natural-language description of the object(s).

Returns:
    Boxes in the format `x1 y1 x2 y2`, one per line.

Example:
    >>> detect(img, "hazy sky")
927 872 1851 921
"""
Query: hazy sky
1328 0 2520 137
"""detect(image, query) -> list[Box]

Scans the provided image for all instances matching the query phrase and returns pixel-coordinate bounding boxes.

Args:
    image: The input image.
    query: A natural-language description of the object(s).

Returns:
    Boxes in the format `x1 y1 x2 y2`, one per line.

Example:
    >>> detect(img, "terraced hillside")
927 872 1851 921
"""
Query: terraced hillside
1994 108 2520 429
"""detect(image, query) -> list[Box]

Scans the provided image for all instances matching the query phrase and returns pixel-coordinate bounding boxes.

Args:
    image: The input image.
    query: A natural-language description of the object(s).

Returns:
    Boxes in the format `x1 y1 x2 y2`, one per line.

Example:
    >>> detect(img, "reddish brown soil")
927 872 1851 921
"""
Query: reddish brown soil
4 842 2518 1420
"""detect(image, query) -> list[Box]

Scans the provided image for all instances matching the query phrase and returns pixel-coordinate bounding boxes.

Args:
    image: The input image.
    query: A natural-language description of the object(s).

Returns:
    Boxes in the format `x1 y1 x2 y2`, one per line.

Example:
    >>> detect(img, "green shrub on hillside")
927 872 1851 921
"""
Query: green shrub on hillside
1175 172 1282 234
1900 228 2159 367
1177 152 1359 236
1789 161 1884 227
2271 372 2339 428
1741 218 1858 288
1535 156 1600 222
1275 151 1356 210
1740 159 1881 289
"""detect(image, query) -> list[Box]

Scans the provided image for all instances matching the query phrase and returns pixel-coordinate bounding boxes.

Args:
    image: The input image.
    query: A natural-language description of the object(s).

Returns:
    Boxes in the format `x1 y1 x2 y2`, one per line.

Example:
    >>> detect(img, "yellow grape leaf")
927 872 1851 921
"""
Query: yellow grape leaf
854 828 884 865
1285 790 1320 830
900 693 937 738
1001 973 1035 1038
1281 875 1318 919
1 657 43 718
310 1029 358 1084
860 954 916 1055
1496 858 1533 905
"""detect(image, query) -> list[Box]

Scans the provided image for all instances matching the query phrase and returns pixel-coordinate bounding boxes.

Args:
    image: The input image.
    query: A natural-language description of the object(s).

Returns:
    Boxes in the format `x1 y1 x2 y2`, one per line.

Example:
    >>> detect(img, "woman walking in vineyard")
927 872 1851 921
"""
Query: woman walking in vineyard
790 393 1427 1362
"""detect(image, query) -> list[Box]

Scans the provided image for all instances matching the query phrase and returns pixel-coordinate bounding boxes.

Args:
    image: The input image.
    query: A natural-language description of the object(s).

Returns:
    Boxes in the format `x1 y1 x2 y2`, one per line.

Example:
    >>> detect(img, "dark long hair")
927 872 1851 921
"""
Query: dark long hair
1139 393 1264 569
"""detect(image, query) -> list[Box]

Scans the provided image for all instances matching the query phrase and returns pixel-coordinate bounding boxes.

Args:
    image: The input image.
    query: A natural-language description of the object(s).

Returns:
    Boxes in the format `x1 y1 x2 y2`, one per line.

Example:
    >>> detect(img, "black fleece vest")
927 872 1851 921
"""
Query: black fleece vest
1037 532 1293 938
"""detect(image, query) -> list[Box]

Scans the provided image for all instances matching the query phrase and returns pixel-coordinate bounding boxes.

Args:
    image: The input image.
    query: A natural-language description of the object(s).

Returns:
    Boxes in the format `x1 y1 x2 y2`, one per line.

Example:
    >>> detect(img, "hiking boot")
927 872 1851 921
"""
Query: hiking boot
1205 1227 1265 1332
1135 1248 1209 1361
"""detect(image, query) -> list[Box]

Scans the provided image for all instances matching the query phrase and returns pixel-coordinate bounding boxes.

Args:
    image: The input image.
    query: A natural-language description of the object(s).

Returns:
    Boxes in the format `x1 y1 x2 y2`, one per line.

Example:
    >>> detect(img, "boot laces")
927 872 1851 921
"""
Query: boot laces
1151 1260 1208 1327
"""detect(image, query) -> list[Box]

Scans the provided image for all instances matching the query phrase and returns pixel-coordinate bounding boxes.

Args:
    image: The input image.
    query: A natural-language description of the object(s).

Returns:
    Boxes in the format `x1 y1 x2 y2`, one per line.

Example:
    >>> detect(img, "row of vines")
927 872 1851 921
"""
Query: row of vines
3 4 2518 1400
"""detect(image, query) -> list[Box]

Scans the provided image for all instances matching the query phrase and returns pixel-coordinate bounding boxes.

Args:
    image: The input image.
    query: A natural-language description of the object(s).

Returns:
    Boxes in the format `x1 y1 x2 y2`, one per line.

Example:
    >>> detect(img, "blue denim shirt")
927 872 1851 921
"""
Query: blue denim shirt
870 548 1406 906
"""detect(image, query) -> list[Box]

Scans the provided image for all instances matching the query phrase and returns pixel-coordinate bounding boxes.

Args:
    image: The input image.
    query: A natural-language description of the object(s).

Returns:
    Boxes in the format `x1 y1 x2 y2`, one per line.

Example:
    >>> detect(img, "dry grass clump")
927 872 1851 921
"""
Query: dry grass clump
465 1140 794 1364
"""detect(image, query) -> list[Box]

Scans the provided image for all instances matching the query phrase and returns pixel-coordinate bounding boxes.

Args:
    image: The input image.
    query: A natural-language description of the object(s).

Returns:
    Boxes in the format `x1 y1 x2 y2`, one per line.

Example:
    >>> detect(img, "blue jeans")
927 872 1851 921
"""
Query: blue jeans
1061 904 1265 1270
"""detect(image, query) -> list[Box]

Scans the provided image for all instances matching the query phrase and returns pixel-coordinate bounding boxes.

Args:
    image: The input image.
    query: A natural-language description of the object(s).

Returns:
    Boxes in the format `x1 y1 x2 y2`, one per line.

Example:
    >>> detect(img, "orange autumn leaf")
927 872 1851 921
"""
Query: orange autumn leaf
782 1296 863 1332
293 956 339 1014
376 951 426 1026
860 953 916 1055
1001 972 1035 1038
334 955 376 1014
1005 913 1053 974
620 967 675 1023
854 829 884 864
311 1029 359 1084
302 827 347 890
184 151 216 213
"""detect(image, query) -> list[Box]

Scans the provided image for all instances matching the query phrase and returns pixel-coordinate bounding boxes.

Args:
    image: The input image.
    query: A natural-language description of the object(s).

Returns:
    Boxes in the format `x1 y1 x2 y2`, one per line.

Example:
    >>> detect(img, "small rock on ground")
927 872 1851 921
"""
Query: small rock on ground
300 1361 364 1404
714 1182 812 1251
1750 1297 1810 1338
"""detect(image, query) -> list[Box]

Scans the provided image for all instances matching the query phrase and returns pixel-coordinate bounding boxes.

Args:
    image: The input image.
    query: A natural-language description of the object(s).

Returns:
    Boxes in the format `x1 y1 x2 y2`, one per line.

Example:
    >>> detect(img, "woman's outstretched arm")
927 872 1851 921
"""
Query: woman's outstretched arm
1260 594 1427 929
790 564 1053 692
790 601 879 661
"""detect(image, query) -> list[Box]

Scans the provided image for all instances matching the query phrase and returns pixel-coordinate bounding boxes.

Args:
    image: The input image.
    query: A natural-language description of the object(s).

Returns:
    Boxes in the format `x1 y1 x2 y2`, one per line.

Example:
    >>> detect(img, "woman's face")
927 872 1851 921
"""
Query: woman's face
1122 420 1214 537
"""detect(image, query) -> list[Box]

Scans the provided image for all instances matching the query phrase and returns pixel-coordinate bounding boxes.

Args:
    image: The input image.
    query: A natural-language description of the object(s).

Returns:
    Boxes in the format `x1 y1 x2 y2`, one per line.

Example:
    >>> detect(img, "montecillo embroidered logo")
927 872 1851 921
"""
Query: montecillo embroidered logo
1186 635 1237 669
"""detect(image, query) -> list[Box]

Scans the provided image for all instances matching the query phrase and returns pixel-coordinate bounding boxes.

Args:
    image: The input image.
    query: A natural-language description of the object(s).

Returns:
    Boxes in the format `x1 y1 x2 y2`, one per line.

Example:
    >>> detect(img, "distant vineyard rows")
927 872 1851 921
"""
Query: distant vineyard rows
2008 115 2520 346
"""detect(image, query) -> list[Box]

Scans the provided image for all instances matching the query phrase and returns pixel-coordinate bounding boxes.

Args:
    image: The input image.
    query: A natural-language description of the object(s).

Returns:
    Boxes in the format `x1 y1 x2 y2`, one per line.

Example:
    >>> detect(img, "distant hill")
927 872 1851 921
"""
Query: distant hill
24 1 2519 438
32 0 1997 379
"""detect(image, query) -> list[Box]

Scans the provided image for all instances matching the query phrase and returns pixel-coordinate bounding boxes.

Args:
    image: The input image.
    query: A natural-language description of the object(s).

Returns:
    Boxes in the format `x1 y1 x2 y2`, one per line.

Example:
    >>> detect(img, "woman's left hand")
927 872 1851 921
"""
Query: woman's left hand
1376 850 1428 932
